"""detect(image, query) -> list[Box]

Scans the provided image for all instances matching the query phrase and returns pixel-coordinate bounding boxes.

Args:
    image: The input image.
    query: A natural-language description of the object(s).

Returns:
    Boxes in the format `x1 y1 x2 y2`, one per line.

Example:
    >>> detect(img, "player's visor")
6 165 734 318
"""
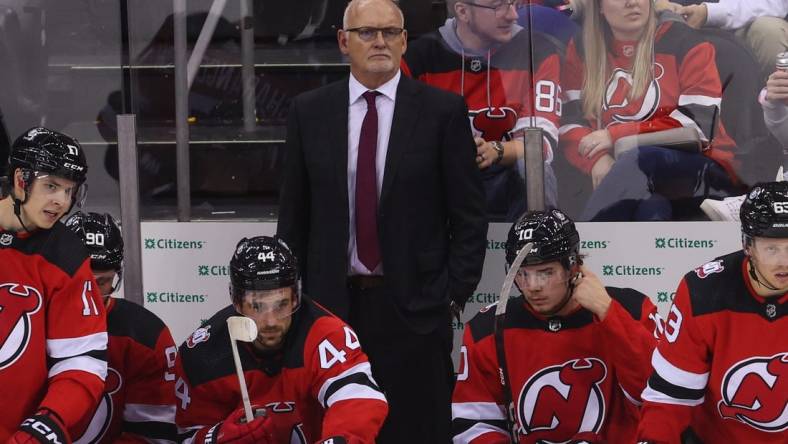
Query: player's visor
749 237 788 268
234 286 300 320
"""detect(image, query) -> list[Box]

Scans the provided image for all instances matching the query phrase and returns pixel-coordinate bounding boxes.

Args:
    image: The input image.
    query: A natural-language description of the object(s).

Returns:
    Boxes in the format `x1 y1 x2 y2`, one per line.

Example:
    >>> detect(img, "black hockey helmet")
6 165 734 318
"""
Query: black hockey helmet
505 209 580 270
740 181 788 240
229 236 301 308
65 211 124 271
7 127 88 210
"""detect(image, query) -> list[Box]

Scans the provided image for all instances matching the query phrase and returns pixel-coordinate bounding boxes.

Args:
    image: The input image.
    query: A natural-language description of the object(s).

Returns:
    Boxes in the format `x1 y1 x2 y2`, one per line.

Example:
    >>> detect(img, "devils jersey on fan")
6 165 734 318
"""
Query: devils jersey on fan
0 225 107 440
72 297 177 444
560 20 738 181
453 287 659 443
402 22 562 158
174 299 388 443
639 251 787 443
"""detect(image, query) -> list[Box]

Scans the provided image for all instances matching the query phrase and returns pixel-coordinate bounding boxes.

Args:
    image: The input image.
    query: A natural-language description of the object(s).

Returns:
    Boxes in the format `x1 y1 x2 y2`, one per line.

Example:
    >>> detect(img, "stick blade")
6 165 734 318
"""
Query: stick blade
227 316 258 342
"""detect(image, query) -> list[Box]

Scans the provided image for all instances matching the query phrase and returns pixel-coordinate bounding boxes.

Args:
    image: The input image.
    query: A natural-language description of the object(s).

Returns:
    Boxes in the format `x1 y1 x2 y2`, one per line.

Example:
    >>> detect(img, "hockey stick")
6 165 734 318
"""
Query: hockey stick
227 316 258 423
493 242 533 442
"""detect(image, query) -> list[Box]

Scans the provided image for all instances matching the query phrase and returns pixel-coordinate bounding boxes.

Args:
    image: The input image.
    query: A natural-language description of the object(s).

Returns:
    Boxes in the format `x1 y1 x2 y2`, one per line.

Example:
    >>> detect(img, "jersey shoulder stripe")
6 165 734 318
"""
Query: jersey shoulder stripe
2 222 89 277
683 250 781 320
108 298 168 350
606 286 648 320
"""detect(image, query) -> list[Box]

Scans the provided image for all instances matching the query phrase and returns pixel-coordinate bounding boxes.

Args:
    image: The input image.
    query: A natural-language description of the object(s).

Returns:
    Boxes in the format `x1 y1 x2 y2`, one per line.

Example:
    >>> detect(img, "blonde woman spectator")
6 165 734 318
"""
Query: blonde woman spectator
560 0 741 221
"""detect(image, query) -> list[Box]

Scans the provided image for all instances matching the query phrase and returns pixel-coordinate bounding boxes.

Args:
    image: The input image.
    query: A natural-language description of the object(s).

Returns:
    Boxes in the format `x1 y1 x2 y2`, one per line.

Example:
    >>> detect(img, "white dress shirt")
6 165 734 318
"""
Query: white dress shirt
347 71 400 276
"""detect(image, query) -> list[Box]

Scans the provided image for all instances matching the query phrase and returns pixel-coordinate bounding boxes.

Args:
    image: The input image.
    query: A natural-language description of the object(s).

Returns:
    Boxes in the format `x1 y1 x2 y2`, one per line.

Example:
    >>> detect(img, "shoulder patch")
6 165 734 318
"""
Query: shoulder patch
694 259 725 279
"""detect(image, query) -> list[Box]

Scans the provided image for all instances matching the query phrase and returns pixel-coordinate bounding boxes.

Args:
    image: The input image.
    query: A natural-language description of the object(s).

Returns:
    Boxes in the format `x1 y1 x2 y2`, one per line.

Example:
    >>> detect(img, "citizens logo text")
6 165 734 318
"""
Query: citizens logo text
602 264 664 276
654 237 715 249
146 292 207 303
145 238 205 250
198 265 229 276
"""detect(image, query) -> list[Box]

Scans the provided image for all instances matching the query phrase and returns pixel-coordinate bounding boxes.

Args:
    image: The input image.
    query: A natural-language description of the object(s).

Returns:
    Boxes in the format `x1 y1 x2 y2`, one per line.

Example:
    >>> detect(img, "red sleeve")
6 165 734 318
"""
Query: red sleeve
597 298 658 405
121 325 177 440
451 324 510 444
526 51 562 158
638 278 710 443
40 259 107 435
305 317 388 443
558 39 597 174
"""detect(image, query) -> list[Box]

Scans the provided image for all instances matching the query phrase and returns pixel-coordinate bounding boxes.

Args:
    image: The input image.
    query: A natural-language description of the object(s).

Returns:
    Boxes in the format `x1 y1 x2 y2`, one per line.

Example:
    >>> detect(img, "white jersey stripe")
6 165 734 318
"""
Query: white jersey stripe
565 89 581 102
451 402 506 421
453 422 508 444
652 348 709 390
677 94 721 108
47 332 108 358
668 109 708 142
49 355 107 380
559 123 583 136
124 403 176 423
317 362 379 407
619 384 642 407
325 383 387 407
642 383 705 407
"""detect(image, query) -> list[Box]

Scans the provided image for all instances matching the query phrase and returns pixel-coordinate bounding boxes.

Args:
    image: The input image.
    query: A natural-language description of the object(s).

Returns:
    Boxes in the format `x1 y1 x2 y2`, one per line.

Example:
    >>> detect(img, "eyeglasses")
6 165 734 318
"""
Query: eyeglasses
345 27 405 42
463 0 524 16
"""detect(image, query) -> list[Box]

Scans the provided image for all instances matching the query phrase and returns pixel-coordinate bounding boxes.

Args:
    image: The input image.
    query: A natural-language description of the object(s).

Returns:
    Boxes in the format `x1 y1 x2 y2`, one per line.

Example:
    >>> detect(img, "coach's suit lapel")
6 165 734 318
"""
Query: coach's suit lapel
330 80 351 237
380 75 421 208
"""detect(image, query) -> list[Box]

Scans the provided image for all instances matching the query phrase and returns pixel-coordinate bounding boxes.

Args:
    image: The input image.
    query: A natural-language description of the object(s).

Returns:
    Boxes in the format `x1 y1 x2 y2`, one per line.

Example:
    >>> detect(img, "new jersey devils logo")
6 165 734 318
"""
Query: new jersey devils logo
75 368 122 444
517 358 607 443
717 353 788 432
470 107 517 142
0 283 43 370
603 63 664 123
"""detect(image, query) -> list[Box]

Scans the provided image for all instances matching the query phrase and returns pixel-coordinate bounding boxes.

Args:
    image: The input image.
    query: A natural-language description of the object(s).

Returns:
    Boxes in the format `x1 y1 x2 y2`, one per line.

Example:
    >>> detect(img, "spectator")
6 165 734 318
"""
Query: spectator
560 0 741 221
404 0 563 220
678 0 788 78
761 66 788 149
453 209 660 443
277 0 487 441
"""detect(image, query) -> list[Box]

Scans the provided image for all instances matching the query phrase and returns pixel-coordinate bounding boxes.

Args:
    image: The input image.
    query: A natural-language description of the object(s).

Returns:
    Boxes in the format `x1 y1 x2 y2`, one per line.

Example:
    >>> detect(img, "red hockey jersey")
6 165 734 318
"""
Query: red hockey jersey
0 224 107 441
73 297 177 444
560 20 738 181
638 250 788 443
452 287 659 443
174 299 388 443
402 25 562 161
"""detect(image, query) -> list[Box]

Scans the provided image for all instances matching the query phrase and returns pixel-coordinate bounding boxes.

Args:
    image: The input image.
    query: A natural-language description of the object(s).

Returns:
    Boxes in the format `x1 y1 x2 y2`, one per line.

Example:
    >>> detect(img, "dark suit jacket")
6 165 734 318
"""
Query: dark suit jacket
277 74 487 334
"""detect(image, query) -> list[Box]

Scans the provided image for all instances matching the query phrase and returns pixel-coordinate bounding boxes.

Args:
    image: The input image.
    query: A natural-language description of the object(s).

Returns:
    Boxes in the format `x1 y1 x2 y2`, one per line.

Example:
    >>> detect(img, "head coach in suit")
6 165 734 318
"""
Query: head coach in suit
276 0 488 441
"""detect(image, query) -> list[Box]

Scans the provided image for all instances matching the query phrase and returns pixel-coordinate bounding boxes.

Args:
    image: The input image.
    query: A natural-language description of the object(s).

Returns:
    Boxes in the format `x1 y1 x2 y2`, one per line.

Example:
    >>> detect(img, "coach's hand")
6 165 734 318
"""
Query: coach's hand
571 267 612 321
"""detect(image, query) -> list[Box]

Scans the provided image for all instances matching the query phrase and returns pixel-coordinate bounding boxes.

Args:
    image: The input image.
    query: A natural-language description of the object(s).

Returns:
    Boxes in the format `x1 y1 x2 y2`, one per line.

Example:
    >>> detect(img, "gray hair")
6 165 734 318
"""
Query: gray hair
342 0 405 29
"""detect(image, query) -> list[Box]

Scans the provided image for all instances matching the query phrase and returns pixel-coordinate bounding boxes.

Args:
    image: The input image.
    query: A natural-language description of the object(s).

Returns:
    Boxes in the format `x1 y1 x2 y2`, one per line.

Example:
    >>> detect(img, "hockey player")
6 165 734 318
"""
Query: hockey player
174 236 388 444
452 209 660 443
65 211 177 443
0 127 107 442
638 181 788 443
402 0 563 220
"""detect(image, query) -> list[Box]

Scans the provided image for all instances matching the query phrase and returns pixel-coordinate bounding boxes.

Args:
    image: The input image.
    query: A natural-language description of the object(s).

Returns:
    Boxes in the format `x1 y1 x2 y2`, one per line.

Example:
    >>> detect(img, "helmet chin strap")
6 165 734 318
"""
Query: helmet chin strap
12 191 31 234
542 269 581 317
748 257 780 291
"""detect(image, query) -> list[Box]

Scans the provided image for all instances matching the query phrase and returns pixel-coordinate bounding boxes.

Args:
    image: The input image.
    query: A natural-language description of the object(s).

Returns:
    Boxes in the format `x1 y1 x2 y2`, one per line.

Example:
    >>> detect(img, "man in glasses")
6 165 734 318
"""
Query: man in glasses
0 127 108 443
403 0 564 221
278 0 487 442
174 236 387 444
453 209 660 442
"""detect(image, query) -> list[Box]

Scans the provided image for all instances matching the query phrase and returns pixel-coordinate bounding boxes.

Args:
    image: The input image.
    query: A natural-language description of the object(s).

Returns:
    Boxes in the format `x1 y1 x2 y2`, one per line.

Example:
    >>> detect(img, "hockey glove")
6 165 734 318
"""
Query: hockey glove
200 406 273 444
8 410 70 444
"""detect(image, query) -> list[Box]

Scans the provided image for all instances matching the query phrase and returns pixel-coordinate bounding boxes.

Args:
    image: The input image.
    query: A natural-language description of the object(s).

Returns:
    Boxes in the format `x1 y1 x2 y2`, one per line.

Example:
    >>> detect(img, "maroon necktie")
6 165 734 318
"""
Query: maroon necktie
356 90 381 272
